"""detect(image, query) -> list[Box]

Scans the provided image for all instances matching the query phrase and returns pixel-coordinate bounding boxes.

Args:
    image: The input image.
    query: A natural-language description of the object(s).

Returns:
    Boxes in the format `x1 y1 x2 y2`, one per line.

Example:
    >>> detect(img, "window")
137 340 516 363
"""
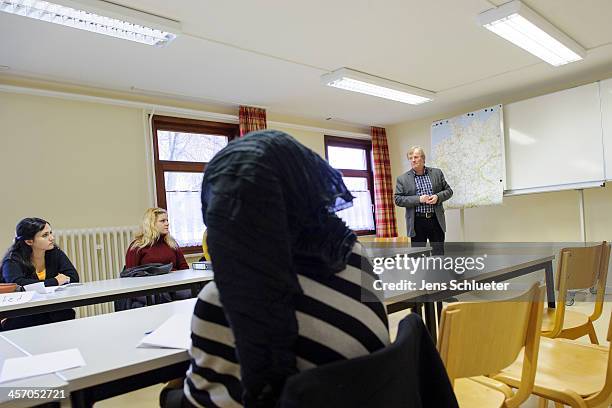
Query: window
324 136 375 235
152 115 239 253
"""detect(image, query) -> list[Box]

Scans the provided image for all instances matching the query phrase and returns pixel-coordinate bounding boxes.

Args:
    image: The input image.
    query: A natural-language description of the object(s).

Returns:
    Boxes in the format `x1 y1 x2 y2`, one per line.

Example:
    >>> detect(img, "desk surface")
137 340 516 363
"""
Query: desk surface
1 299 196 394
0 336 67 408
0 269 212 315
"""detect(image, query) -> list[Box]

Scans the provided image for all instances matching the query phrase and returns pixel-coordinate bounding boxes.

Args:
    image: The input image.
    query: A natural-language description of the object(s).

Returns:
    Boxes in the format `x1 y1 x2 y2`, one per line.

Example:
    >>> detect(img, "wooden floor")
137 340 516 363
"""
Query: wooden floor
96 291 611 407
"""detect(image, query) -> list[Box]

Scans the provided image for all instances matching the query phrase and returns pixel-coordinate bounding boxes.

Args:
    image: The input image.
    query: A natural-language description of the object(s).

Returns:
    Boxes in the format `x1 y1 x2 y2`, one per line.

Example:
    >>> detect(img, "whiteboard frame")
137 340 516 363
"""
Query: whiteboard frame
504 180 605 196
499 104 507 191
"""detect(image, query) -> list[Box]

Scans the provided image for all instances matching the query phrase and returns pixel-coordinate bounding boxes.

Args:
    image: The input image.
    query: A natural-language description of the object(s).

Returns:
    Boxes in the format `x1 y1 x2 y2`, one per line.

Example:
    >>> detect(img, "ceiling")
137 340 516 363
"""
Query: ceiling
1 0 612 127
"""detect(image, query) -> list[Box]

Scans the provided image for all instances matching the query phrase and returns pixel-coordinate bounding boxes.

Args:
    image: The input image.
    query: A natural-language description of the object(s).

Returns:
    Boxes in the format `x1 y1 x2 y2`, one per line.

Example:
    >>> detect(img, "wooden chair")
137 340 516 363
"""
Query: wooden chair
374 236 410 243
437 283 544 408
201 230 211 261
494 312 612 408
543 242 610 344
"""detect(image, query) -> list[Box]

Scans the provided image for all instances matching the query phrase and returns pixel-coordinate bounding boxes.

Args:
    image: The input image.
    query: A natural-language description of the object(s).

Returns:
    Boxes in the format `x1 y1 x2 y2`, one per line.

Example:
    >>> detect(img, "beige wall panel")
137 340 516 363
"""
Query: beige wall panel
584 184 612 242
462 190 581 242
0 92 148 250
271 125 326 157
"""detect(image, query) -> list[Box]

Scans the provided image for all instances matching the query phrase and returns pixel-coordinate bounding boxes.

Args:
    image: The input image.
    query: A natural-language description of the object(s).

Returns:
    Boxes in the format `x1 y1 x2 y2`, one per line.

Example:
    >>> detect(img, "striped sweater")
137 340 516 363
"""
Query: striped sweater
184 242 389 408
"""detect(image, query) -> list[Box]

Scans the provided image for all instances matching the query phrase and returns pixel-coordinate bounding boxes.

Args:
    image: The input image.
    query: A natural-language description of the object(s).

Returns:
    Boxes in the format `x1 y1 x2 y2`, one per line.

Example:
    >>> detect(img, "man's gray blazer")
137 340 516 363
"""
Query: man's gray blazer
394 167 453 237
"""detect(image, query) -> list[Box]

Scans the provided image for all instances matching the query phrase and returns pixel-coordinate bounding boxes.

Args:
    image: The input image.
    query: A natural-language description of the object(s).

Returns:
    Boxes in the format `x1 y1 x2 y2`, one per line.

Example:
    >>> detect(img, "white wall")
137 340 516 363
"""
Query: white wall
0 78 366 253
387 112 610 244
0 91 150 250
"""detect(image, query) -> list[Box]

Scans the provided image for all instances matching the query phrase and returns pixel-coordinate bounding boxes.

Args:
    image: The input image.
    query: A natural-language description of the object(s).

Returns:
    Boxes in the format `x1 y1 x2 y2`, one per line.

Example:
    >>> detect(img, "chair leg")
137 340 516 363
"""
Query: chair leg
538 397 548 408
586 322 599 345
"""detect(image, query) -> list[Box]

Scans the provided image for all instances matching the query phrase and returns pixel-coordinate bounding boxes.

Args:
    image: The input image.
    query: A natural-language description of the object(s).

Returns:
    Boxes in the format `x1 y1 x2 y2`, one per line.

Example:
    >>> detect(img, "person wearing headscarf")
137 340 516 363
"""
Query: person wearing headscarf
164 130 389 408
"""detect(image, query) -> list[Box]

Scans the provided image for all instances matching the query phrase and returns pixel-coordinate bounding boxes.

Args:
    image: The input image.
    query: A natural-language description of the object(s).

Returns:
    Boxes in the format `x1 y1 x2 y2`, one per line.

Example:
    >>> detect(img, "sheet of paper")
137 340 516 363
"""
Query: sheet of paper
138 314 192 350
0 348 85 383
0 291 35 306
24 282 51 294
24 282 64 294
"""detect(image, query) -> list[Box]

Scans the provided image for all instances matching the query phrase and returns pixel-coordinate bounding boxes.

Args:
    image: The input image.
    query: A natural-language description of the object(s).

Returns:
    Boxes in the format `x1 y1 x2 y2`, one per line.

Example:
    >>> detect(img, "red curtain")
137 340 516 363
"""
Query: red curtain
371 127 398 237
239 106 267 137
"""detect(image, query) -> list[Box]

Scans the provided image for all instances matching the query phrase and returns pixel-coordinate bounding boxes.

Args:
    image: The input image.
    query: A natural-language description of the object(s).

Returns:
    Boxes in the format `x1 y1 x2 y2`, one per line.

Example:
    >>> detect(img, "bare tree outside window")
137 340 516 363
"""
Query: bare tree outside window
324 136 376 235
153 116 238 253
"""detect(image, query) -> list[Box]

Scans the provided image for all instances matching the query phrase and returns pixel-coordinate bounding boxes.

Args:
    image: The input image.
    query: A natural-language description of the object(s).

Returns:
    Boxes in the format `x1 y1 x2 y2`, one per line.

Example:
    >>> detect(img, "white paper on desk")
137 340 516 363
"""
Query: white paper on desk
138 314 192 350
24 282 66 294
0 291 35 305
0 348 85 383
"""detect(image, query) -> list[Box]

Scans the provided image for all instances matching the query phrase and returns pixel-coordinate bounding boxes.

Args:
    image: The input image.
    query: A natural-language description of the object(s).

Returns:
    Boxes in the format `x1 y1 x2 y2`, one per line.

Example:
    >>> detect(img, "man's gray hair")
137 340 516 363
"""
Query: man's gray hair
407 146 426 160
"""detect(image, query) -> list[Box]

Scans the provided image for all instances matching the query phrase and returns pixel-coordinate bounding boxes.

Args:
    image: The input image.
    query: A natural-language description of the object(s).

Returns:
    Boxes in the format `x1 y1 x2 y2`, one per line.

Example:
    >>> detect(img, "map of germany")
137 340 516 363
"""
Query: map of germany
431 106 504 209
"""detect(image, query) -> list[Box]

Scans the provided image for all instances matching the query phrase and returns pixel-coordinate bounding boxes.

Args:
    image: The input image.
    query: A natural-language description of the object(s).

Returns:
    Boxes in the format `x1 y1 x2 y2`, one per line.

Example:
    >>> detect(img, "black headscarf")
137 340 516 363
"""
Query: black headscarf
201 130 356 406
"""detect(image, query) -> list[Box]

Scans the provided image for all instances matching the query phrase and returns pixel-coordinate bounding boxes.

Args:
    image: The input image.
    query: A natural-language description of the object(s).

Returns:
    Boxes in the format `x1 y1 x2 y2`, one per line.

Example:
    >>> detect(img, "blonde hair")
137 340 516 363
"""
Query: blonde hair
407 146 426 160
130 208 178 250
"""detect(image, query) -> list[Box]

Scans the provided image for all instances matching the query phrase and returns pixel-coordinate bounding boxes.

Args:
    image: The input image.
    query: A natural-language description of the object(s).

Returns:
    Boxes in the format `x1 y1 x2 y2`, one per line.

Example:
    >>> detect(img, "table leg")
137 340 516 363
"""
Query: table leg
544 261 555 309
33 403 60 408
70 390 91 408
424 302 438 345
412 302 423 318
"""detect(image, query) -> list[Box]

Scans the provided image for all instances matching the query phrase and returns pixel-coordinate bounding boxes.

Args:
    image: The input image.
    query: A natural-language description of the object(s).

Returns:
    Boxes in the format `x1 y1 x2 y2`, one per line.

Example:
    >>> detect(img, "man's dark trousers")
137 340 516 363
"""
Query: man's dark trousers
412 213 445 255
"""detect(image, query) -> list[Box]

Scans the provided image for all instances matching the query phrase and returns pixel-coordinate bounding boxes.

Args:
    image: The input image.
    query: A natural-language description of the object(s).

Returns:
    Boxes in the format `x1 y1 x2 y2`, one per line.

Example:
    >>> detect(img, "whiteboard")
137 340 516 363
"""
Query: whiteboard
601 78 612 180
504 82 605 194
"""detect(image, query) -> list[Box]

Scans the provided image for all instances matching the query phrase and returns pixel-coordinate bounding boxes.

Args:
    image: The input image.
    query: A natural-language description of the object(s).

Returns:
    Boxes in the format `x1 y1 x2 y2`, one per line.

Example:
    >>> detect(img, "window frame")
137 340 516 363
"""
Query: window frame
152 115 239 253
324 135 376 235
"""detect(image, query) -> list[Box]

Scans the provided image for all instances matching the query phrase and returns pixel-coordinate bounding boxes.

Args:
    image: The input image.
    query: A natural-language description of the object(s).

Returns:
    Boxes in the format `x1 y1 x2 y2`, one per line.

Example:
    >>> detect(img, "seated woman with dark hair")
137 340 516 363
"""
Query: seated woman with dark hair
1 217 79 330
163 130 389 408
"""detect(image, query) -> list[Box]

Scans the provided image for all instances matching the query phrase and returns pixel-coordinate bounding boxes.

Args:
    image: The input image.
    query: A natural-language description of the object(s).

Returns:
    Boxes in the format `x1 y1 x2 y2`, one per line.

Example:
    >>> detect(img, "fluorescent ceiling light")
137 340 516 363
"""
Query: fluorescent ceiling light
478 0 585 66
0 0 180 47
321 68 434 105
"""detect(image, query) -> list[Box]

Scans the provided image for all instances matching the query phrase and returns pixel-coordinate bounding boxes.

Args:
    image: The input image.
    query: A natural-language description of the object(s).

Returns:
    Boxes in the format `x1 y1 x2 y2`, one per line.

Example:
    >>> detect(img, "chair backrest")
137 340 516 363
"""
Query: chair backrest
556 243 605 291
202 230 211 261
591 242 611 322
374 236 410 243
279 313 458 408
549 242 609 336
438 283 543 407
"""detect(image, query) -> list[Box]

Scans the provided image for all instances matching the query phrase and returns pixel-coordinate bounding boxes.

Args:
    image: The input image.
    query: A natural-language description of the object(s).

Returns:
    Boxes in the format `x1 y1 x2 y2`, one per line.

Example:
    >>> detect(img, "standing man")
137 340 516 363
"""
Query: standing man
394 146 453 253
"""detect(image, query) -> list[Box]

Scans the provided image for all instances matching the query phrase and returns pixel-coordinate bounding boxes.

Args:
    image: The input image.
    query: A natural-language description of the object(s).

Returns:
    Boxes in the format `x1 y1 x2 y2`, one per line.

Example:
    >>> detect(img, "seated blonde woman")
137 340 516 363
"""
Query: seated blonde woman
126 208 189 271
123 208 189 307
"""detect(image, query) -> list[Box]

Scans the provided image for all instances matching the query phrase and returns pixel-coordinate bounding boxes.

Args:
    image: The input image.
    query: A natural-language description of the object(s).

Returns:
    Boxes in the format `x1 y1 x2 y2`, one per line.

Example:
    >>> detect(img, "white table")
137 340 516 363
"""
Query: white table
0 336 68 408
0 269 213 319
1 299 196 407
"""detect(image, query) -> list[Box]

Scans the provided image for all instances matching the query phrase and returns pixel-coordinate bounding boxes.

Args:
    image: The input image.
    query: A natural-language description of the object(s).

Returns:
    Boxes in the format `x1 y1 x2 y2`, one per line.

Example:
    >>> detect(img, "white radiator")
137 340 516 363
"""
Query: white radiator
54 226 138 318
